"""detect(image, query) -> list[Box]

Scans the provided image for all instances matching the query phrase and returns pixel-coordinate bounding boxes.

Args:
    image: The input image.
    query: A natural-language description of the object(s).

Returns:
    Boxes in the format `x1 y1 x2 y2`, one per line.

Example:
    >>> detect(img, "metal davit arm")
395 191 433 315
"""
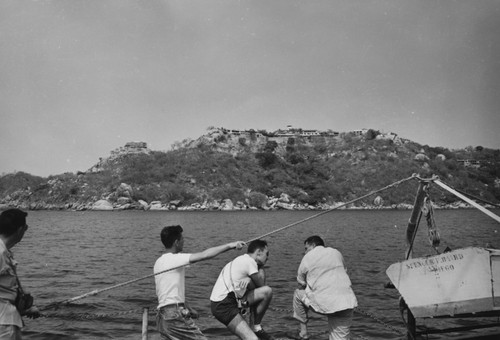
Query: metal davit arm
405 177 431 260
432 178 500 224
403 175 434 340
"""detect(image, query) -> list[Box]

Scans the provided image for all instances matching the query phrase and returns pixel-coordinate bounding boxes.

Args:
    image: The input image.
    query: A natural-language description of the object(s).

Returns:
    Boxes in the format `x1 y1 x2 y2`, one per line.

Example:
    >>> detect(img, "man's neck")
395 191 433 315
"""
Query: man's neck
0 235 15 250
164 246 179 254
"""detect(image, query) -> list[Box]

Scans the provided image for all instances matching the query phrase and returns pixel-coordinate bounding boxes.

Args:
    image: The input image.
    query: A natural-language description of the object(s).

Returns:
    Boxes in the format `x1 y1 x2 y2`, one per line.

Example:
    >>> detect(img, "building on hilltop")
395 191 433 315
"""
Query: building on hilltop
457 159 481 168
124 141 148 149
273 125 339 138
350 129 368 136
88 141 151 173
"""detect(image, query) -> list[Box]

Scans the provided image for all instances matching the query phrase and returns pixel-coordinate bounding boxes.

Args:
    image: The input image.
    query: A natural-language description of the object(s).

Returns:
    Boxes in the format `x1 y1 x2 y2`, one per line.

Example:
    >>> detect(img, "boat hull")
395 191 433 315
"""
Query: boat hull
386 247 500 318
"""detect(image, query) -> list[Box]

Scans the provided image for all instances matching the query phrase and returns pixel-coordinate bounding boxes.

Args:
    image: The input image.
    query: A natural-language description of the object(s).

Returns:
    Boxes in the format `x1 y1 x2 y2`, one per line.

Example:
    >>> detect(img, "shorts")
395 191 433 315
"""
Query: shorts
210 292 245 326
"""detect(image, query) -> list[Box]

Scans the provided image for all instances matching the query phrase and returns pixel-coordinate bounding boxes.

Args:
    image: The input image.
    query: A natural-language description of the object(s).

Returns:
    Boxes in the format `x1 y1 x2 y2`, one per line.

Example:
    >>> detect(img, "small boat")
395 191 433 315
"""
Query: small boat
386 175 500 339
387 246 500 319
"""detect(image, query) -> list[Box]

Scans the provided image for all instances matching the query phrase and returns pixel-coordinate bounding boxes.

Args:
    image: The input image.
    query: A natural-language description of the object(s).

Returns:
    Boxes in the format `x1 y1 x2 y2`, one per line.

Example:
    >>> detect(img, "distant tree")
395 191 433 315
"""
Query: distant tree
249 129 257 142
215 134 227 143
255 152 278 168
287 153 304 165
248 191 268 208
264 140 278 152
366 129 379 140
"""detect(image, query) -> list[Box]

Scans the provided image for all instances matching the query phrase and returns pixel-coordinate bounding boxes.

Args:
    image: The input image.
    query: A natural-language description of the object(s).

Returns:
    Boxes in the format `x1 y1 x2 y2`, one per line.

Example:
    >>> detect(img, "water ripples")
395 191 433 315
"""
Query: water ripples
14 209 500 339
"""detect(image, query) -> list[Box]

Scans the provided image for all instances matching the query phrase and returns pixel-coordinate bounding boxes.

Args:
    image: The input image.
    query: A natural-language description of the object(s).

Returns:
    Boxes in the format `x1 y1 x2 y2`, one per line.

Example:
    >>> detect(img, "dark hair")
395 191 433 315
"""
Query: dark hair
247 239 268 254
0 209 28 237
304 235 324 247
160 225 183 248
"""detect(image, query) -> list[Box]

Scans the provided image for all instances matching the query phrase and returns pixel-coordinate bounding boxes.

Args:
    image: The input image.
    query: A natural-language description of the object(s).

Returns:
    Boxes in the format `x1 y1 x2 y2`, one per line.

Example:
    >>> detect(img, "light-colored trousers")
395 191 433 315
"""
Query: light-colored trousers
0 325 22 340
156 305 207 340
293 288 354 340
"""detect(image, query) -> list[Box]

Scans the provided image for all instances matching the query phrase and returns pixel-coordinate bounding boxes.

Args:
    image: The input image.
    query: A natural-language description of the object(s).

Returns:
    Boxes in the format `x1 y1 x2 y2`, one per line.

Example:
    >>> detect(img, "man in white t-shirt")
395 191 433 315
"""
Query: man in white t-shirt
288 235 357 340
154 225 245 340
210 239 274 340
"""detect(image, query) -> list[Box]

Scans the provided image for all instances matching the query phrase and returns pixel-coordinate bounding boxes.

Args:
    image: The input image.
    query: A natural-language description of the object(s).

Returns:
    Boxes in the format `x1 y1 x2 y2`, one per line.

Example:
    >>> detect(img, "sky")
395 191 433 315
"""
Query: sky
1 0 499 177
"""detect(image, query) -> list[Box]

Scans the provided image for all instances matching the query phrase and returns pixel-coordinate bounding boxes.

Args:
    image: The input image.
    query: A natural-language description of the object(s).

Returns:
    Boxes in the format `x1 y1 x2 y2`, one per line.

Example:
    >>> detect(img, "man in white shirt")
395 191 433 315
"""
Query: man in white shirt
289 236 357 340
210 239 274 340
154 225 245 340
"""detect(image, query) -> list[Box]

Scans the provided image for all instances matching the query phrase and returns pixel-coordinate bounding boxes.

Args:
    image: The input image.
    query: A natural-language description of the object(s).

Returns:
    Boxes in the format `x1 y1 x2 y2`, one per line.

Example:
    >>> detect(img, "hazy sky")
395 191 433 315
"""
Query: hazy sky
1 0 499 177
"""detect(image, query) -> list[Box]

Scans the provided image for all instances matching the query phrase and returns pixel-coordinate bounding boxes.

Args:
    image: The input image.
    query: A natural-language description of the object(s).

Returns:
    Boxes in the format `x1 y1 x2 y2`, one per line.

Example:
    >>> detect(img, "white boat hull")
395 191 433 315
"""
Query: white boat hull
386 247 500 318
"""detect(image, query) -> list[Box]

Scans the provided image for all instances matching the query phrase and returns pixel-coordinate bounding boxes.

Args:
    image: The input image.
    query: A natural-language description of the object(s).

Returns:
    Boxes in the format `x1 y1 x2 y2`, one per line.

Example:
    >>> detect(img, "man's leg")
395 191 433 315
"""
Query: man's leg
292 289 310 339
327 308 354 340
246 286 275 339
227 313 259 340
246 285 272 325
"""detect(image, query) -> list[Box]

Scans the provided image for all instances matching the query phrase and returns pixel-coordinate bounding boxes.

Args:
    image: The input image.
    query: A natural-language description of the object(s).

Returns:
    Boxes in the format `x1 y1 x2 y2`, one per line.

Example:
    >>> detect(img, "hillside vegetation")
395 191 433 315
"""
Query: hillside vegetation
1 127 499 211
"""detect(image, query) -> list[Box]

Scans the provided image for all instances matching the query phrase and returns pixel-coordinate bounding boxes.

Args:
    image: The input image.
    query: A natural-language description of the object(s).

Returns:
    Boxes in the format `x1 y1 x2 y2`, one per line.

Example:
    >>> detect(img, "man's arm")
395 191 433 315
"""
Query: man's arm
297 258 307 288
189 241 245 263
249 267 266 288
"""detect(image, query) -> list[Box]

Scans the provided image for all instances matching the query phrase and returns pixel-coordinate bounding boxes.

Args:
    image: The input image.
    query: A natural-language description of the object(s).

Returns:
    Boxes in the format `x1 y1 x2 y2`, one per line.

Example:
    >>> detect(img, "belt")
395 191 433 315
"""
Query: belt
160 302 185 310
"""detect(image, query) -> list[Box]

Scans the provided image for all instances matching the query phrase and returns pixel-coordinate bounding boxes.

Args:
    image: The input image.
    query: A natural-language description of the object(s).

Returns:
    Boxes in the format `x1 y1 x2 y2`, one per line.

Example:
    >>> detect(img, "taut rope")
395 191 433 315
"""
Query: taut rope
40 175 417 311
245 174 417 243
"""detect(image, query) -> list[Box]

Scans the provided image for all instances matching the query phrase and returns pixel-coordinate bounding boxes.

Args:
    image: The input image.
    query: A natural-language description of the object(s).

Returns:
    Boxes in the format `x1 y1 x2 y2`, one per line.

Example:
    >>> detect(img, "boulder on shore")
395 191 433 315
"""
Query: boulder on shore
92 199 113 210
220 199 234 211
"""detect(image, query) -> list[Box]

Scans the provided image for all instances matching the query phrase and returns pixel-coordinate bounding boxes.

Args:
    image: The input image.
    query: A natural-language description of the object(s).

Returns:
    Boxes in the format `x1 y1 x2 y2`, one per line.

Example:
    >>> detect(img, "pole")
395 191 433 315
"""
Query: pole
405 180 428 260
407 309 416 340
142 307 149 340
433 179 500 223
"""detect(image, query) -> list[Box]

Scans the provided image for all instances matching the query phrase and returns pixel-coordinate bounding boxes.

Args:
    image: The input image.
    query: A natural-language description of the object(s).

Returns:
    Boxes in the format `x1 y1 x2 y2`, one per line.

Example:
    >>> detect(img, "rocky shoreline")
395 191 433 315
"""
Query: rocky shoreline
0 181 489 212
0 196 479 212
1 175 491 212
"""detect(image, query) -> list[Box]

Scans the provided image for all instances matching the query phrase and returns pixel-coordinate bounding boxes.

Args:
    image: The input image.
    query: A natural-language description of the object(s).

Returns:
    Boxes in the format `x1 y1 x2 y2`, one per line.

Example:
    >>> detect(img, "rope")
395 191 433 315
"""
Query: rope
40 175 417 312
40 308 145 320
245 174 417 243
354 307 406 336
40 305 396 340
40 264 186 311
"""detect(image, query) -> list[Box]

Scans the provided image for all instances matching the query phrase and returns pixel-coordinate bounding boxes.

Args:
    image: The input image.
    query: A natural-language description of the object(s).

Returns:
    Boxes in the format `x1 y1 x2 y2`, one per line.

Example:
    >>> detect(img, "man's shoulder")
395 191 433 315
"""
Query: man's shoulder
154 253 192 269
305 246 339 259
313 245 338 253
234 253 250 262
233 253 257 268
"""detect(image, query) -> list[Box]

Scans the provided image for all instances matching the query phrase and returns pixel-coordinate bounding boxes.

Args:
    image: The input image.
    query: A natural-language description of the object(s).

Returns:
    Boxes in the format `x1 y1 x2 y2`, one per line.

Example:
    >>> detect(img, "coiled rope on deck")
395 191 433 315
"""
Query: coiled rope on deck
40 175 417 312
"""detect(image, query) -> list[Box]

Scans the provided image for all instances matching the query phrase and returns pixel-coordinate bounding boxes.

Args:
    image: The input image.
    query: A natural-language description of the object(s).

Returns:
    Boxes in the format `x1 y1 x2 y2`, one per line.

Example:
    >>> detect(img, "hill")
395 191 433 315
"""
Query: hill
1 127 499 211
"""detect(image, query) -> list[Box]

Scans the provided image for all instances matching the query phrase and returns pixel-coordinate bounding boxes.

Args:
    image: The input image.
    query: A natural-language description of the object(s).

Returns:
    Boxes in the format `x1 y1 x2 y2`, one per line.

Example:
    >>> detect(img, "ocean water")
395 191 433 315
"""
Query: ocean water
13 209 500 339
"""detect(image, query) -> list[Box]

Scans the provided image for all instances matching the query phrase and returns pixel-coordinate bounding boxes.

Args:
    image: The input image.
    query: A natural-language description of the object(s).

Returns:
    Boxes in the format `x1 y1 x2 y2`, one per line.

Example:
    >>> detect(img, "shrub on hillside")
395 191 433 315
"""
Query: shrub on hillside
255 152 279 168
247 191 268 208
212 187 245 203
